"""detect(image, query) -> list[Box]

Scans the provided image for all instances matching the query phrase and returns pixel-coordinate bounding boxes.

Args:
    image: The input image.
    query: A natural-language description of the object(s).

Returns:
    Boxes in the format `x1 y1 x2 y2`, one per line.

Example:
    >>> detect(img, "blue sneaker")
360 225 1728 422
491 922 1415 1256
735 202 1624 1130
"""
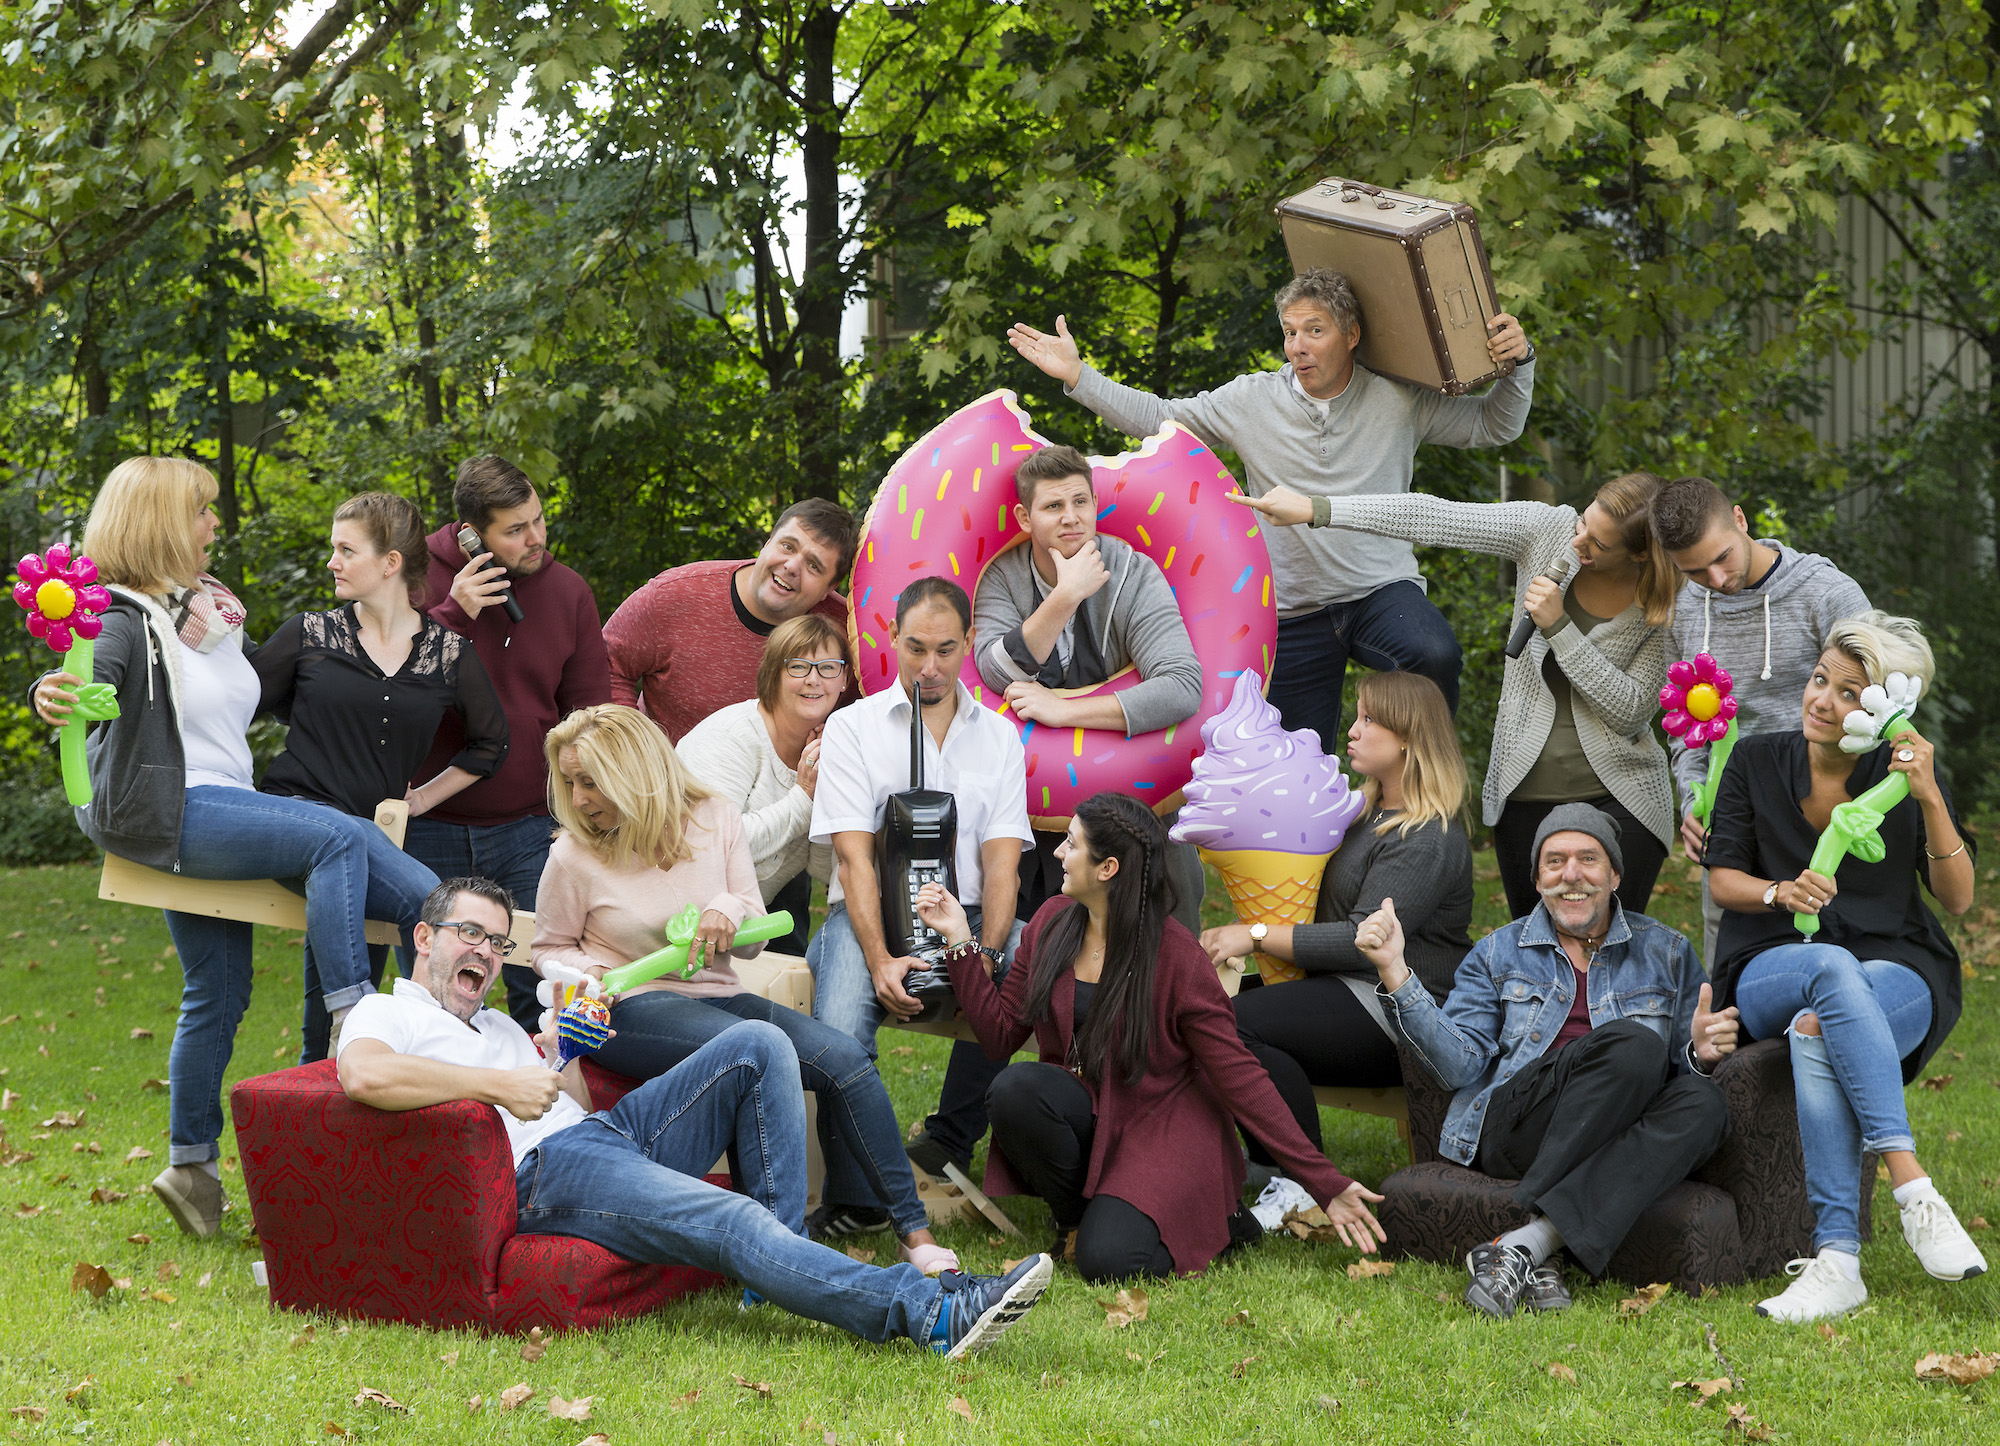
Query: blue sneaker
739 1287 766 1311
924 1254 1054 1359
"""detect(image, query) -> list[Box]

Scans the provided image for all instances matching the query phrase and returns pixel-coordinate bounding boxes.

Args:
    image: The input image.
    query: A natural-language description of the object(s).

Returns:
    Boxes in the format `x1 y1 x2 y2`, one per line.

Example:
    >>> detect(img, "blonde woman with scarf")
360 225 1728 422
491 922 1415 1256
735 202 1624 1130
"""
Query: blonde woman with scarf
31 458 395 1241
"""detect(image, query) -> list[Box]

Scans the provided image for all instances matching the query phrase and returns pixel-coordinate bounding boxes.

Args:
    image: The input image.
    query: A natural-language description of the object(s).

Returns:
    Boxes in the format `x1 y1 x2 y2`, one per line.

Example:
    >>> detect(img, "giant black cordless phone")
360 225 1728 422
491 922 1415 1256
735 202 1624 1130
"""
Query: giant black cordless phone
876 681 960 1023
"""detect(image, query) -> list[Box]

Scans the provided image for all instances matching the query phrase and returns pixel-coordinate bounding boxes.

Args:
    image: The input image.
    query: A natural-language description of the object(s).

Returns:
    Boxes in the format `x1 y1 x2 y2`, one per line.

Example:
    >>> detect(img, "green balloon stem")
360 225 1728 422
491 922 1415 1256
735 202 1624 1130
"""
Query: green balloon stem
1794 772 1909 939
58 637 95 807
1689 717 1738 829
598 910 795 995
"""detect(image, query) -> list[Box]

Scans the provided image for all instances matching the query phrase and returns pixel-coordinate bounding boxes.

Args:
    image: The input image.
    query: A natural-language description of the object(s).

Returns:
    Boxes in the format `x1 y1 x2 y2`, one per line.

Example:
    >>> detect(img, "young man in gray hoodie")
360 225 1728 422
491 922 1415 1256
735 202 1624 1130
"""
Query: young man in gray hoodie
1650 476 1871 962
906 444 1208 1184
1009 268 1534 744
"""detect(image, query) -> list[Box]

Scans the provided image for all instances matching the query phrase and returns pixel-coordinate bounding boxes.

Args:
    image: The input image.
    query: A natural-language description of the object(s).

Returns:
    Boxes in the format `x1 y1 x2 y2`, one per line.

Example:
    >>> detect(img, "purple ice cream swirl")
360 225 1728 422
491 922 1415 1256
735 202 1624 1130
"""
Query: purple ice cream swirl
1168 670 1368 853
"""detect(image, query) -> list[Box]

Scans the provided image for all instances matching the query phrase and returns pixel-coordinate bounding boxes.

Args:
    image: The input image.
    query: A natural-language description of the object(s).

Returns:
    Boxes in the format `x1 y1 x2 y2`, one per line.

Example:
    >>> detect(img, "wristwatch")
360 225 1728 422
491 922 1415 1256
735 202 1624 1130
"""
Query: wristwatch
1248 922 1269 953
1762 882 1781 911
974 945 1005 967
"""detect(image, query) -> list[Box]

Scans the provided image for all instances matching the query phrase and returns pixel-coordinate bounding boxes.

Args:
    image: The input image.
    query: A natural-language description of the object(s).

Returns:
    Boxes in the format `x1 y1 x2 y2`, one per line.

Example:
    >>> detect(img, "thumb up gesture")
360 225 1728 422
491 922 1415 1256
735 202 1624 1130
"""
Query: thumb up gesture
1355 897 1411 992
1691 982 1741 1067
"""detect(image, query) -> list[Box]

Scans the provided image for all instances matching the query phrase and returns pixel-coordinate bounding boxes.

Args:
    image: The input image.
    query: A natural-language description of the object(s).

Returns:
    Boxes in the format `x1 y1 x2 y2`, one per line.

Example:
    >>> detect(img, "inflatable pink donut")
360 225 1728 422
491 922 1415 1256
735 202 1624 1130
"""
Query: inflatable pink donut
849 389 1277 828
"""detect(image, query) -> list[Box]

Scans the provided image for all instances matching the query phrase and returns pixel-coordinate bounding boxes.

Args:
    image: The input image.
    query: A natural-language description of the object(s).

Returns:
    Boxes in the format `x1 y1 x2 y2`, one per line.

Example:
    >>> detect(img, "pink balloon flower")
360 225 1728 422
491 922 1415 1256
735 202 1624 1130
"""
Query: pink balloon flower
1659 652 1738 746
13 544 111 654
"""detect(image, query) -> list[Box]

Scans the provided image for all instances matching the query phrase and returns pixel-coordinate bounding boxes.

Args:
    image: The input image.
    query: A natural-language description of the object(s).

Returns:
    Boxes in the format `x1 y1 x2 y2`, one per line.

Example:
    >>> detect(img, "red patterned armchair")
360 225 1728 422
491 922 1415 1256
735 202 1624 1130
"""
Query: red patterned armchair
230 1059 725 1332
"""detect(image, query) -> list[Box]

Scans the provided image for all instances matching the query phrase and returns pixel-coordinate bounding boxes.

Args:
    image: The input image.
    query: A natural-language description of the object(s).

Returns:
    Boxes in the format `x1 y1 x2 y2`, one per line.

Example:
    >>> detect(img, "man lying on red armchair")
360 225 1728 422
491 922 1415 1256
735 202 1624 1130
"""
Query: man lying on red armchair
335 876 1052 1358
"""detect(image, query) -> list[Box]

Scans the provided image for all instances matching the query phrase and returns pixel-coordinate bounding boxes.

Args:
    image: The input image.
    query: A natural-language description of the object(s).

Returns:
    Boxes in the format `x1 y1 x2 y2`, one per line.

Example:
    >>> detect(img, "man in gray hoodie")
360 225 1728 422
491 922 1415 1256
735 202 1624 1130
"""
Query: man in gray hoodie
1009 268 1534 744
1650 476 1871 962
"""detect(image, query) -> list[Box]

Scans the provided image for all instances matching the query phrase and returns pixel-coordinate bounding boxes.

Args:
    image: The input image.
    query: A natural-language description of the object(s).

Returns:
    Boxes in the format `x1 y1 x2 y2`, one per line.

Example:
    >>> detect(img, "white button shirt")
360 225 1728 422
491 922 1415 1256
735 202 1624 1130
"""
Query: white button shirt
811 679 1032 907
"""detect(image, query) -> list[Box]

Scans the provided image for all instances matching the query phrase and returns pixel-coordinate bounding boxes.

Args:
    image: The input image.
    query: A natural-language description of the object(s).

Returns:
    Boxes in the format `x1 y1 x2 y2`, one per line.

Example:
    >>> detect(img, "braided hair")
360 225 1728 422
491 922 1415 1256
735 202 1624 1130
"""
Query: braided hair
1018 793 1178 1087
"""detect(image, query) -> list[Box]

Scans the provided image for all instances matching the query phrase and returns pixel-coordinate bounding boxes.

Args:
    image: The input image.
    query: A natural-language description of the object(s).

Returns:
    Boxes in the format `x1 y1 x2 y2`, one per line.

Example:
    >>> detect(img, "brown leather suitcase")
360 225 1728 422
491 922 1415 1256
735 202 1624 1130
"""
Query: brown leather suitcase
1275 178 1510 396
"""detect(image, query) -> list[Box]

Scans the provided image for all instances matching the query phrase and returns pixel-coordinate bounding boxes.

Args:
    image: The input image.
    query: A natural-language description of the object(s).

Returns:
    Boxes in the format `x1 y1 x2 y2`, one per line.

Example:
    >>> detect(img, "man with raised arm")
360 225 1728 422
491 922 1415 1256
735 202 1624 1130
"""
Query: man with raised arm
1648 476 1870 964
412 455 613 1030
336 876 1052 1356
1355 804 1738 1320
808 577 1033 1238
1009 268 1534 742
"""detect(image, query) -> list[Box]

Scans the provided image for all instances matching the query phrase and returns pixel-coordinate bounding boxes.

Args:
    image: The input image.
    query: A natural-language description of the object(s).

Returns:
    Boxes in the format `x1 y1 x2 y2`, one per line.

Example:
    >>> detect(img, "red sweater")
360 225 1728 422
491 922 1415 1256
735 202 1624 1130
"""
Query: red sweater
601 559 850 743
412 524 614 825
948 899 1355 1274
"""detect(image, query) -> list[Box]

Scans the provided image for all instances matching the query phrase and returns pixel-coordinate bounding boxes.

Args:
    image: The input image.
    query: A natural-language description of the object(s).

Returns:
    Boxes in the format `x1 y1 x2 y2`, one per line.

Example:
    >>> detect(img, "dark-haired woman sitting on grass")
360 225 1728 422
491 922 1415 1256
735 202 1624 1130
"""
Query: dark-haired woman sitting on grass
916 792 1385 1282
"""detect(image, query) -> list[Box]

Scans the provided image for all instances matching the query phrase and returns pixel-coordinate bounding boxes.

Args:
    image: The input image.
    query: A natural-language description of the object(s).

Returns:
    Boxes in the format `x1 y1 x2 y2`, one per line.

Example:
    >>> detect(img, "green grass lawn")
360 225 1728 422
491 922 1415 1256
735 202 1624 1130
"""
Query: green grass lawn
0 852 1996 1443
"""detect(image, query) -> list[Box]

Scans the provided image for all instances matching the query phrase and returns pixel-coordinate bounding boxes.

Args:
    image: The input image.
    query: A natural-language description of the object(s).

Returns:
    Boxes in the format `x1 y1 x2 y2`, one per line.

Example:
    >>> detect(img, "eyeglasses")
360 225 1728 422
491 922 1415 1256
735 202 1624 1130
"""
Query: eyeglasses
435 920 517 956
784 658 849 679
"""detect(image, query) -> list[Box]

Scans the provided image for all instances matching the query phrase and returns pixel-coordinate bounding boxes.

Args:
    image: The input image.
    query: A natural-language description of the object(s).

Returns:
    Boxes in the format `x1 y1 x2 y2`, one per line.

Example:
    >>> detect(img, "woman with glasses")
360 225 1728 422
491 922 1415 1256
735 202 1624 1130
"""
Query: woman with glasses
679 616 849 956
531 704 959 1274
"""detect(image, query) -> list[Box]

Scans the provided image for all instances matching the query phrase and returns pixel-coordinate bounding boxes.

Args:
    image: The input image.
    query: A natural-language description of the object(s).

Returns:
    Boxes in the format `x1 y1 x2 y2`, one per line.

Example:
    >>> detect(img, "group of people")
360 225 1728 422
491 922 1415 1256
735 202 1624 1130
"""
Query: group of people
27 264 1981 1352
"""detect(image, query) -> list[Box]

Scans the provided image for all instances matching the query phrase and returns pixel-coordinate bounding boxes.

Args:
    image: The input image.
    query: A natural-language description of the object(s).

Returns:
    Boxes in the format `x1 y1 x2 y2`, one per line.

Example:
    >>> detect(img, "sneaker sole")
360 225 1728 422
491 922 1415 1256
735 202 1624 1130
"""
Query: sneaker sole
151 1174 220 1238
1462 1249 1519 1320
945 1255 1054 1360
810 1214 893 1241
1918 1259 1985 1283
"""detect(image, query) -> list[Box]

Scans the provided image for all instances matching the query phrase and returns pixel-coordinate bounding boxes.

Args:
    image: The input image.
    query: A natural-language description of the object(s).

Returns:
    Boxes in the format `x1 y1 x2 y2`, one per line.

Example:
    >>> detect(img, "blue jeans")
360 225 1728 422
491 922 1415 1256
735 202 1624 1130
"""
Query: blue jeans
294 811 439 1064
514 1022 944 1344
590 989 930 1238
1266 579 1463 746
810 905 1022 1213
1735 944 1933 1255
404 812 556 1032
163 786 388 1164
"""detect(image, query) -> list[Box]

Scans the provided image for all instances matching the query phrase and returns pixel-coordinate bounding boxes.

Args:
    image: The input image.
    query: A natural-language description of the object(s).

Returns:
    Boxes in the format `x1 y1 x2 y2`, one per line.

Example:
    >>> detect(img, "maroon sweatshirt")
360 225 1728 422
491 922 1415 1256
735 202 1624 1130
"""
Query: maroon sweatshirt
411 524 613 825
949 898 1355 1274
601 558 851 743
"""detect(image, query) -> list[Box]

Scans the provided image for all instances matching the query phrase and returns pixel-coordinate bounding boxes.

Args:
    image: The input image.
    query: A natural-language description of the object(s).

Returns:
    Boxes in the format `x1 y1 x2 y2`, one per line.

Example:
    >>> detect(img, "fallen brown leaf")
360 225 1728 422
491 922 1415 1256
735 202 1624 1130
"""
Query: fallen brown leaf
549 1394 594 1421
14 1202 43 1217
9 1406 46 1421
139 1079 166 1093
196 1271 212 1288
733 1373 774 1399
1098 1286 1150 1328
127 1232 152 1244
63 1377 93 1403
323 1424 348 1437
1347 1258 1396 1279
1547 1361 1577 1384
158 1261 179 1281
354 1387 409 1412
1317 1395 1341 1413
70 1262 114 1298
1230 1354 1259 1378
290 1326 316 1348
129 1028 154 1041
1618 1282 1671 1317
844 1244 876 1263
0 1090 15 1111
125 1146 153 1162
1039 1371 1065 1389
1000 1257 1027 1272
1971 1216 1991 1230
439 1349 459 1366
520 1324 547 1361
1722 1402 1775 1439
575 1436 610 1446
1920 1074 1954 1091
466 1395 483 1415
148 1287 174 1303
88 1188 125 1204
498 1382 535 1411
40 1111 82 1129
671 1389 699 1409
948 1395 974 1422
1224 1308 1253 1327
1671 1375 1734 1404
987 1235 1004 1246
111 1275 132 1288
1914 1350 2000 1386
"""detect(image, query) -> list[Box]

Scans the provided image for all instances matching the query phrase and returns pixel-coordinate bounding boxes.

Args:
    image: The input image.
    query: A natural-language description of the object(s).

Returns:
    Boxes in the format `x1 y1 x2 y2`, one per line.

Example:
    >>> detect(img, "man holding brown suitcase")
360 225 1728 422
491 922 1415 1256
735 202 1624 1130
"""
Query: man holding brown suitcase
1010 268 1533 746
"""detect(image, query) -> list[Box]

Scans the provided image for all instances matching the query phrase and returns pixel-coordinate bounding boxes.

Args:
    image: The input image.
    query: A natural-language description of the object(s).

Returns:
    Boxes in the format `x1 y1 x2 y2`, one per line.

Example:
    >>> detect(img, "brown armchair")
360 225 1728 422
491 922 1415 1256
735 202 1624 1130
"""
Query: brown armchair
1377 1038 1871 1292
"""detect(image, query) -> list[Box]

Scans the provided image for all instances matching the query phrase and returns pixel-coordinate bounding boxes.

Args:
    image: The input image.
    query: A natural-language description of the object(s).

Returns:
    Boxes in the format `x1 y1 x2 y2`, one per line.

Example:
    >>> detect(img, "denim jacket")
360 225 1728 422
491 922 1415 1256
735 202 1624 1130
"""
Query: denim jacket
1381 901 1708 1166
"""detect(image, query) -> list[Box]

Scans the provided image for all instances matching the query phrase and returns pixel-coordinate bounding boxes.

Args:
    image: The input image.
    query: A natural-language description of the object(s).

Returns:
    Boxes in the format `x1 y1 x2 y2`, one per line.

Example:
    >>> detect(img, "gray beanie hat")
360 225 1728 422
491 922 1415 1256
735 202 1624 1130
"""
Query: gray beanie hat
1530 802 1624 877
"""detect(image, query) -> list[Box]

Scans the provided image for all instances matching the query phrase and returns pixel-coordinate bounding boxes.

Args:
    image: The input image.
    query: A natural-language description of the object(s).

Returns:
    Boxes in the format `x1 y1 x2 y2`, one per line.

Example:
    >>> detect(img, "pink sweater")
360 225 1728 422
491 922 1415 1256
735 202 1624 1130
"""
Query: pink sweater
529 797 766 999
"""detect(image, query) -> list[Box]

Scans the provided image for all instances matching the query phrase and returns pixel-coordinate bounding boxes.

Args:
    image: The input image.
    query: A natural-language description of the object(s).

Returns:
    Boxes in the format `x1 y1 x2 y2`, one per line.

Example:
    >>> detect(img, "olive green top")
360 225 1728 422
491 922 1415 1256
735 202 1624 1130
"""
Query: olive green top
1512 588 1613 803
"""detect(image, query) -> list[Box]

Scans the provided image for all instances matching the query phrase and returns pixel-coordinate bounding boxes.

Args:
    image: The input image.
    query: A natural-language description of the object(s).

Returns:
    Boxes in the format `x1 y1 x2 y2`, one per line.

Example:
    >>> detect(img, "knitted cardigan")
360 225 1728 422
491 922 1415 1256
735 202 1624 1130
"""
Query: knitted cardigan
1311 493 1675 849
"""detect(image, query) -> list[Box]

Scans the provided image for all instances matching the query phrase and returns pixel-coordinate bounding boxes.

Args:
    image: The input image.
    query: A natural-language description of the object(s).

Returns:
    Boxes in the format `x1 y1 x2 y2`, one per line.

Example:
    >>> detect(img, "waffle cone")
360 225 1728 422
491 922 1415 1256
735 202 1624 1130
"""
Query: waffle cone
1200 847 1335 985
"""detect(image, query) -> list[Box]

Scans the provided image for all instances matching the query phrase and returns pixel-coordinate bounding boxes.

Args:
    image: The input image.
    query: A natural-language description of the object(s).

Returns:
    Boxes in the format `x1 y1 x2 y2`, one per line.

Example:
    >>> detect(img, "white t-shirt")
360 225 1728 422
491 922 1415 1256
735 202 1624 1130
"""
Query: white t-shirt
810 680 1032 907
338 978 588 1166
179 634 259 791
1028 563 1077 672
1290 371 1333 422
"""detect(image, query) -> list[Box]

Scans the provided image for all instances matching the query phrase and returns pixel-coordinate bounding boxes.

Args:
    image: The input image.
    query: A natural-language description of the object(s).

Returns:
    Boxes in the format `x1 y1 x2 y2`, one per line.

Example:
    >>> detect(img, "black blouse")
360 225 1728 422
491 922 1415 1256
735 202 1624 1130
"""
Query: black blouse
1705 730 1967 1079
253 605 509 820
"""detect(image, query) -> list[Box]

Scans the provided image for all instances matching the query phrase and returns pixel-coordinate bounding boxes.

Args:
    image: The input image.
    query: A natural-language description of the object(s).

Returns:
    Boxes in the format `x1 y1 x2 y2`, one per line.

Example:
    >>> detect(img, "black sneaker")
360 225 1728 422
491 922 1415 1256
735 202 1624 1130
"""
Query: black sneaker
925 1255 1055 1358
1464 1240 1535 1319
1521 1261 1572 1313
806 1202 893 1240
905 1127 972 1181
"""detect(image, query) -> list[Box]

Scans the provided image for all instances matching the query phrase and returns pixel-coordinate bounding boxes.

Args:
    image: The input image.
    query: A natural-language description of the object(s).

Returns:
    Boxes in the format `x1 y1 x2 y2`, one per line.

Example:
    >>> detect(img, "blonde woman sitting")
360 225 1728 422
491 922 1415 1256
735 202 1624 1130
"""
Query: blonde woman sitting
531 705 955 1271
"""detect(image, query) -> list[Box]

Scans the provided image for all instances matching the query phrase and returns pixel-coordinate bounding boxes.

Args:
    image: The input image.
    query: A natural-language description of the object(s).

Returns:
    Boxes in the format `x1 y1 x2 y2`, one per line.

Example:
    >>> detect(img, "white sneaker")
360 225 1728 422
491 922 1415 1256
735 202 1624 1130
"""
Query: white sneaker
1900 1182 1989 1282
1754 1255 1868 1323
1250 1175 1317 1233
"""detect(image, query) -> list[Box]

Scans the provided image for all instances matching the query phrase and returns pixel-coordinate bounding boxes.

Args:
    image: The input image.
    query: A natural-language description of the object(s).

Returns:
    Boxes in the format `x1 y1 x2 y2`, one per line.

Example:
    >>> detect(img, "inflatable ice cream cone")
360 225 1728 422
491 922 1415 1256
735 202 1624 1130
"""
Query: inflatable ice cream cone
1170 672 1368 984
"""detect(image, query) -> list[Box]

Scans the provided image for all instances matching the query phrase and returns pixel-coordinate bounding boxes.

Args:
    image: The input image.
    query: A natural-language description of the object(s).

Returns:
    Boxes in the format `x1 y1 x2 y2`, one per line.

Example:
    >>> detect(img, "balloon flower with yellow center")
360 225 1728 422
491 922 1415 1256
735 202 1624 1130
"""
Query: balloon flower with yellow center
13 545 118 805
1660 653 1738 827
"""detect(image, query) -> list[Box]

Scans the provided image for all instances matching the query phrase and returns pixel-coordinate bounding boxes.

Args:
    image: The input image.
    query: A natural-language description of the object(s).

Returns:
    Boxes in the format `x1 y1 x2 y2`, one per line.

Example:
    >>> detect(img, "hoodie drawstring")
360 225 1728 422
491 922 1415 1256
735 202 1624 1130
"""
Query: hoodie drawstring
1760 594 1772 680
1698 585 1773 679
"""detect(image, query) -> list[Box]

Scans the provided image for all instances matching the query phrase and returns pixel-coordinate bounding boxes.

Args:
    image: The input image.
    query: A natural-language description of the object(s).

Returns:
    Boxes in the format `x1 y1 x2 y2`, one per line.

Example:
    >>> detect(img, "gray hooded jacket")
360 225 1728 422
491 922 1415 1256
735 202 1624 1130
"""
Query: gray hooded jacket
971 534 1201 736
1666 542 1869 811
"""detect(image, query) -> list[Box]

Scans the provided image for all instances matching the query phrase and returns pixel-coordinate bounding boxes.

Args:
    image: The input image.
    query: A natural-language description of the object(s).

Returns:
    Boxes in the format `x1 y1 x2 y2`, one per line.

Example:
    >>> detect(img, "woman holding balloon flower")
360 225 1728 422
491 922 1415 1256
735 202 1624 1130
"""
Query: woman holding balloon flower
1703 610 1982 1323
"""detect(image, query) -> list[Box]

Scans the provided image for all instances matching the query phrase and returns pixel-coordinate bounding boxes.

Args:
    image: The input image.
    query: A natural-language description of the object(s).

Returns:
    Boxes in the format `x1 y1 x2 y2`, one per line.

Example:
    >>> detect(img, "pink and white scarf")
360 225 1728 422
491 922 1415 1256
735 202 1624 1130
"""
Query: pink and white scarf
167 574 248 654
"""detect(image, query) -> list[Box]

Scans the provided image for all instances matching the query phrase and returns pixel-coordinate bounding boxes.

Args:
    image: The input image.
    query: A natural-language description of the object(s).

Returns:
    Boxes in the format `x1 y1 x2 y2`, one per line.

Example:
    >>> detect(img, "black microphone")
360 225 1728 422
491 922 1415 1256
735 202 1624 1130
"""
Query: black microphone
499 591 525 623
1505 552 1574 660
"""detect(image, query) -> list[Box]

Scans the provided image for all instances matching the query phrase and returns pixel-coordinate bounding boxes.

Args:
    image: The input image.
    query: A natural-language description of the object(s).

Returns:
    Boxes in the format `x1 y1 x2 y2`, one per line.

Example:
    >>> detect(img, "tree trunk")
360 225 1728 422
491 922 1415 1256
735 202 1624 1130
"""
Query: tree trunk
792 0 845 505
409 120 452 512
215 330 239 541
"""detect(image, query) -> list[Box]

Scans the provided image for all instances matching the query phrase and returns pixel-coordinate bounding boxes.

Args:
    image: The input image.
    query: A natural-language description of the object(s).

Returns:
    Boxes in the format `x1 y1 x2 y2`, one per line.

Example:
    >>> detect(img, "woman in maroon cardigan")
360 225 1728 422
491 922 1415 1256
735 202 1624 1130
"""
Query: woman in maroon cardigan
917 792 1385 1282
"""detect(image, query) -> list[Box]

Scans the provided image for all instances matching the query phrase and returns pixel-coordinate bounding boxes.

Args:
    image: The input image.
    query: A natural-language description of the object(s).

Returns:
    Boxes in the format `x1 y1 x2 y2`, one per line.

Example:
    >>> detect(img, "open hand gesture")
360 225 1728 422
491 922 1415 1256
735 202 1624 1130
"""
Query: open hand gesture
1326 1179 1389 1253
1007 315 1084 388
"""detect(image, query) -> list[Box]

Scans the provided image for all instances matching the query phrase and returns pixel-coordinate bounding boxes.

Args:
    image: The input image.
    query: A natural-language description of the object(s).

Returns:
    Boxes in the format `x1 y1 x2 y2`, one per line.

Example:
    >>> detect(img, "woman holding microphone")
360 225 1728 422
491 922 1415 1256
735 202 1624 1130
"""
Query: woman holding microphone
1233 473 1680 917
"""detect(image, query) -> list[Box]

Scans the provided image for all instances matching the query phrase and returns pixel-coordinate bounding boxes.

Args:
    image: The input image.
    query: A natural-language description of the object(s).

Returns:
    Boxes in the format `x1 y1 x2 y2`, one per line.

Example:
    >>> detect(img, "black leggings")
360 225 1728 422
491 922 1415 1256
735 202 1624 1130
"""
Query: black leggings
1233 976 1400 1164
1492 795 1667 922
985 1062 1176 1282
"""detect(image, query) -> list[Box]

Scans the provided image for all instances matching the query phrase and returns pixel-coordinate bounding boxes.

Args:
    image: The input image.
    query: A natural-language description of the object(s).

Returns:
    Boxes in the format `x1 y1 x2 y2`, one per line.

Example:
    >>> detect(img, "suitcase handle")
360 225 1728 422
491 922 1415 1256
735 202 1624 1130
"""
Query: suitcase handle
1317 176 1381 197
